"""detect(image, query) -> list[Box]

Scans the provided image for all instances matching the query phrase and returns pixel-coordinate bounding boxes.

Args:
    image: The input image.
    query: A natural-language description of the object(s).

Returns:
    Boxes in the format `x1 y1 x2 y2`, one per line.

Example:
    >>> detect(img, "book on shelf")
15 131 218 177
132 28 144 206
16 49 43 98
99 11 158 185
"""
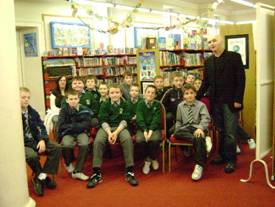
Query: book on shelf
160 51 182 66
184 53 202 66
158 37 166 49
169 34 181 49
78 67 103 77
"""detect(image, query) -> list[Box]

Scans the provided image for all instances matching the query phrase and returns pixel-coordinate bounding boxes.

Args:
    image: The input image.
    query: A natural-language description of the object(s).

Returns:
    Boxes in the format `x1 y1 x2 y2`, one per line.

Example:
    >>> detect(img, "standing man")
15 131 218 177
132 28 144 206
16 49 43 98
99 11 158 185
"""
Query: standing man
197 35 245 173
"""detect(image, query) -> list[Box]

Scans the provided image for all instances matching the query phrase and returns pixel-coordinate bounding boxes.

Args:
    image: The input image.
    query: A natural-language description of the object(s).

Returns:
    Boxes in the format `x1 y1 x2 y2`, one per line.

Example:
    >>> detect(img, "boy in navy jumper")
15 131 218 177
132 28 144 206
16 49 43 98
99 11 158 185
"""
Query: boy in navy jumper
20 87 61 196
58 89 92 181
161 72 184 137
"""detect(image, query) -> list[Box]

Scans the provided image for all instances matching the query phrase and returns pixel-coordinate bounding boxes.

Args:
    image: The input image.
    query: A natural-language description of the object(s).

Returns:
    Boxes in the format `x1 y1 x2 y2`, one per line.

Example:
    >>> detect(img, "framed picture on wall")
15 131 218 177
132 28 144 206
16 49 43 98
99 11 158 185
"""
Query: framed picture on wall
141 81 154 94
225 34 249 69
24 32 38 57
50 21 91 48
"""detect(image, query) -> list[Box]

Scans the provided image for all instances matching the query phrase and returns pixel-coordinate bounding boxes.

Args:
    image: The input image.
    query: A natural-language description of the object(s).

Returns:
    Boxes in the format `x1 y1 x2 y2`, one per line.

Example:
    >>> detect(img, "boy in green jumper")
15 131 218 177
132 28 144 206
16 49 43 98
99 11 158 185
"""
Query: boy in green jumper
98 82 109 105
120 71 133 101
127 84 143 135
87 84 138 188
85 75 100 102
71 77 99 127
136 85 161 174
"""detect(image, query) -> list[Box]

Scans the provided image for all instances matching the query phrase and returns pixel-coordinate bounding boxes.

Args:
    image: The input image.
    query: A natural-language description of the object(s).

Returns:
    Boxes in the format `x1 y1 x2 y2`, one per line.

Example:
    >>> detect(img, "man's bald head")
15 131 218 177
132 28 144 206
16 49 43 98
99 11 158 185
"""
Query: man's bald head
207 35 225 56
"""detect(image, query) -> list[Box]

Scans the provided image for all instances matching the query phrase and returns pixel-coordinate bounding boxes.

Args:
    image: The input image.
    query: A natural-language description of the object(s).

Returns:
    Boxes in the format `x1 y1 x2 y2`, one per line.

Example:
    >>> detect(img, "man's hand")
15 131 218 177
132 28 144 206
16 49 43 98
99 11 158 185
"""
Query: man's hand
193 129 204 138
37 140 46 153
234 102 242 109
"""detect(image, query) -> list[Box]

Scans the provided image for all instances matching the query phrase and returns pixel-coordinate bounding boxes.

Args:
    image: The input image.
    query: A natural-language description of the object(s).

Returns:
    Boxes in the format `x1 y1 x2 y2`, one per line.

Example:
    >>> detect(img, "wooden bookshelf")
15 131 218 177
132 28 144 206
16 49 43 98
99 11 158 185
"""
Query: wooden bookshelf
41 53 137 109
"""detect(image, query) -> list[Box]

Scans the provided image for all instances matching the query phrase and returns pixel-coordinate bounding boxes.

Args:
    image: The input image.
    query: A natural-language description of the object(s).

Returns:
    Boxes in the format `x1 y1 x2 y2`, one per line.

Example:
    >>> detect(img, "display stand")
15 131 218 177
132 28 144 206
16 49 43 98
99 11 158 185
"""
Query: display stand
240 3 275 189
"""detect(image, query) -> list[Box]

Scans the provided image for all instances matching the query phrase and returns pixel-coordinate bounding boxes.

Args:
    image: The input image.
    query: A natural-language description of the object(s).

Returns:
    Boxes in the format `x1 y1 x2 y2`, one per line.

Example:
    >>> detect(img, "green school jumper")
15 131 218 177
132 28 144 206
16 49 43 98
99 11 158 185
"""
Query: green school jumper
93 98 134 168
136 99 162 161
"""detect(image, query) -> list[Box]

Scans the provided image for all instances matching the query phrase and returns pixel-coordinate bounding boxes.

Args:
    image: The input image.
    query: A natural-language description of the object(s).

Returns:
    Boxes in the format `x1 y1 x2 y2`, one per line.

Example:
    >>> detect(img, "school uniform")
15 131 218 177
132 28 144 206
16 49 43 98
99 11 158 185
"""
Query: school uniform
136 100 162 161
161 87 183 136
174 100 211 167
127 96 143 135
86 88 100 102
79 90 99 127
93 98 134 168
120 83 131 101
22 105 61 177
58 103 92 173
155 86 170 101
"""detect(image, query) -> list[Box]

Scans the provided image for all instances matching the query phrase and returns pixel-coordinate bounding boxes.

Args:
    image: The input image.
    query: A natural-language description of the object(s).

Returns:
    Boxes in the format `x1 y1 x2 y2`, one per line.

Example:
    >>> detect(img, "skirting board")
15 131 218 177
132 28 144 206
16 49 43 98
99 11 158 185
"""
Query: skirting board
24 197 36 207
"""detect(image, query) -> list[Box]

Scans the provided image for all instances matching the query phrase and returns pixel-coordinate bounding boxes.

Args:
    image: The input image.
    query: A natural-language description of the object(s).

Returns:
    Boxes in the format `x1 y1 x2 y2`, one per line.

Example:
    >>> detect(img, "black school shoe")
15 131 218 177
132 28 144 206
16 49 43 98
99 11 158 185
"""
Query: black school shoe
43 176 57 189
125 172 139 186
87 173 103 188
224 162 236 173
32 177 44 196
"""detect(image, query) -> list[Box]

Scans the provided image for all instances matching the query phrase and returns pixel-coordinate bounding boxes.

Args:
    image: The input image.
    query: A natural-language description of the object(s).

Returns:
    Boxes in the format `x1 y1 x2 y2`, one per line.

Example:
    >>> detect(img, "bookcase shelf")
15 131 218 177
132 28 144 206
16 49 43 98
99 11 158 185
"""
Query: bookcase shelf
41 53 137 109
42 49 210 109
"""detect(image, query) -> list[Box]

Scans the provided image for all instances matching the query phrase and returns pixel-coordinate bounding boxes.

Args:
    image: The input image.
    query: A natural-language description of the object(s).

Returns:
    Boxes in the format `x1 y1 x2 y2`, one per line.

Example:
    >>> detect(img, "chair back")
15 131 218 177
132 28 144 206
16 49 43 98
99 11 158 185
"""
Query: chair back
159 101 167 141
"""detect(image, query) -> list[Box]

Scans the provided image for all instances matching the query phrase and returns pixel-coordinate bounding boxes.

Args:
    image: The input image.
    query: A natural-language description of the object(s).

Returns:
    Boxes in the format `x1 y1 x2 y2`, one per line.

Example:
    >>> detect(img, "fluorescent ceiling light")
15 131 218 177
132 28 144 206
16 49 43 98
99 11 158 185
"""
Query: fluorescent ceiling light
73 0 113 7
230 0 256 8
236 20 256 24
201 17 234 24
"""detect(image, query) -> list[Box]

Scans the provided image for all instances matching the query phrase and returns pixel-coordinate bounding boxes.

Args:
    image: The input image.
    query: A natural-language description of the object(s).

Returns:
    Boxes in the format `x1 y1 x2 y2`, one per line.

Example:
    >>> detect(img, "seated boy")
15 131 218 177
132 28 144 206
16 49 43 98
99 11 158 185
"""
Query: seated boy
20 87 61 196
98 82 109 105
174 84 211 181
136 85 161 174
87 83 138 188
58 89 92 181
71 77 99 127
154 75 170 101
185 73 196 85
161 72 184 137
127 84 143 135
120 71 133 101
193 78 202 92
85 75 100 102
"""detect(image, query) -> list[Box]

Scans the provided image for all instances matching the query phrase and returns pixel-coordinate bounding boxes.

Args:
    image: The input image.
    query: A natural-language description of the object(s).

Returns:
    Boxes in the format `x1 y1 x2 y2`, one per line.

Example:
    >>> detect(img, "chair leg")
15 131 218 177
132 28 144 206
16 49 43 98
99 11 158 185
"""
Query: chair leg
168 143 171 173
162 141 165 173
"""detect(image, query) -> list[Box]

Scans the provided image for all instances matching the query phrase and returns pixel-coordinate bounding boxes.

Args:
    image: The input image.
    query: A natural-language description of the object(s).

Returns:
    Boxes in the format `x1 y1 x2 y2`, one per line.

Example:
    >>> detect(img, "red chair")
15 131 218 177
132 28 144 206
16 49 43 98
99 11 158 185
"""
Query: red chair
167 134 193 172
199 96 219 155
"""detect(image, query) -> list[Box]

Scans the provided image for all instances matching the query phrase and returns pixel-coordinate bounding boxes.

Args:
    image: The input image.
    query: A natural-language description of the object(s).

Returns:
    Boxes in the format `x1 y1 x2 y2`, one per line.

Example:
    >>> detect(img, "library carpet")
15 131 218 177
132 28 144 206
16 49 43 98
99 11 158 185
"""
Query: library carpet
28 145 275 207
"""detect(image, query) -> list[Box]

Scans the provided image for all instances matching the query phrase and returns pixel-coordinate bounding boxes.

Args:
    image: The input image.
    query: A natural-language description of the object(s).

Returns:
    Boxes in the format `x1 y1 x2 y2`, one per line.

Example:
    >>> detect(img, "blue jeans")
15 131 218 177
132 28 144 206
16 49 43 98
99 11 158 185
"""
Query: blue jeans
212 103 238 163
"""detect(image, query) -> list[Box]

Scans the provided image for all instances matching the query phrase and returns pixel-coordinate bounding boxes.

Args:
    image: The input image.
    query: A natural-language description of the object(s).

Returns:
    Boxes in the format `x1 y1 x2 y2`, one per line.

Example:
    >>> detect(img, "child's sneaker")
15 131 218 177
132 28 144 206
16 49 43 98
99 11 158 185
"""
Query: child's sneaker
247 139 256 149
65 163 75 173
236 144 241 154
125 172 139 186
205 136 212 153
151 160 159 170
191 164 203 181
142 161 151 174
87 173 103 188
72 172 89 181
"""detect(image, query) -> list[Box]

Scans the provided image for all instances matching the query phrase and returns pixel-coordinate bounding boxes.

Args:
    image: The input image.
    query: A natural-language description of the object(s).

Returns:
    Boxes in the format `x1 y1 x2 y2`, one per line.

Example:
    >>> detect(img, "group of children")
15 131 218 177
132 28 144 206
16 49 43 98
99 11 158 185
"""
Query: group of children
21 70 254 196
